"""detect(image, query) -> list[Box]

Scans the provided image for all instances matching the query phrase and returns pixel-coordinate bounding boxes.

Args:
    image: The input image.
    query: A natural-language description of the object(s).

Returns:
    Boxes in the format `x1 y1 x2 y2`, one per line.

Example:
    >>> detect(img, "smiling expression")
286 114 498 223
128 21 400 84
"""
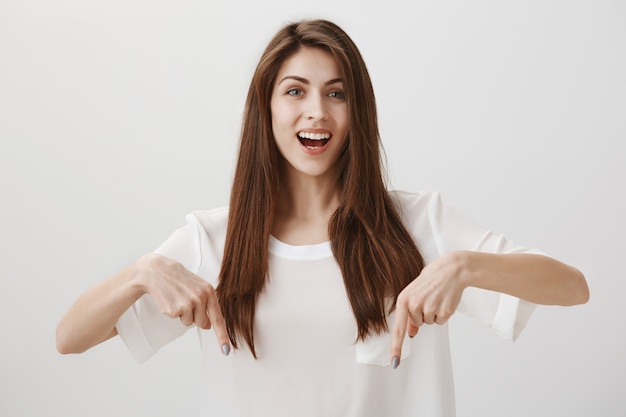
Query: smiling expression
270 46 350 182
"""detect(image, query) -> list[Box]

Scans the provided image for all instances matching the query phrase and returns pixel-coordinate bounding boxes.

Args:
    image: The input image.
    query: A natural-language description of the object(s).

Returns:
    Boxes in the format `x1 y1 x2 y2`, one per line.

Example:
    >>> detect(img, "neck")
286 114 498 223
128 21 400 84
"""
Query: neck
272 165 342 245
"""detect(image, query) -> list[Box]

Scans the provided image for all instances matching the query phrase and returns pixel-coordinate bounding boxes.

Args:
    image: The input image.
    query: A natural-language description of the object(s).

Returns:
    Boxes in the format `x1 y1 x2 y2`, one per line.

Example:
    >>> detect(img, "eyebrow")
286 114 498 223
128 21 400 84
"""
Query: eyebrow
277 75 344 86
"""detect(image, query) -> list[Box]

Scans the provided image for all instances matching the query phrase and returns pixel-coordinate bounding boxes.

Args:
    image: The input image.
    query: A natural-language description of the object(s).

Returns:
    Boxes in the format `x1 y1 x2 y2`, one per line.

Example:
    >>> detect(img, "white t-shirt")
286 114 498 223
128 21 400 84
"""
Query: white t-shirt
116 190 539 417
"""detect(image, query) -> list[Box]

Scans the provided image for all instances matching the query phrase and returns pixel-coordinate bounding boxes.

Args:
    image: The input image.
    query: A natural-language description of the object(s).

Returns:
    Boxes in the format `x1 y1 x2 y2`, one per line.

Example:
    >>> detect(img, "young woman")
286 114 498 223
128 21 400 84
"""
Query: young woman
56 19 589 416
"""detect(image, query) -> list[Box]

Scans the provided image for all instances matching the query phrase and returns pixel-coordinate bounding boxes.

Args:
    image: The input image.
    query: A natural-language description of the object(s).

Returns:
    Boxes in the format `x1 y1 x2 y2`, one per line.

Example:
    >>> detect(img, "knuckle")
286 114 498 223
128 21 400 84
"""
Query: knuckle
197 315 210 327
193 283 214 302
441 308 453 319
408 298 423 313
173 302 190 316
204 284 216 297
189 291 204 306
411 311 424 325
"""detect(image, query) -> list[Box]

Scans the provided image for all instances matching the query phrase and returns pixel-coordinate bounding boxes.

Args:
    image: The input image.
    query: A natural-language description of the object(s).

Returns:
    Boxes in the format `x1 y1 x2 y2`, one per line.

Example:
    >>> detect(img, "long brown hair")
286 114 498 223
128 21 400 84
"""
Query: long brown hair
217 19 424 357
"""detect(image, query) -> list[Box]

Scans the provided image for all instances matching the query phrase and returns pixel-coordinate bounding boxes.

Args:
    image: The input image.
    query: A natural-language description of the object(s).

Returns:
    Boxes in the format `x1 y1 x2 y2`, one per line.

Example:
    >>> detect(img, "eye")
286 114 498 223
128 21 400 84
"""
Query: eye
287 88 303 96
329 90 346 100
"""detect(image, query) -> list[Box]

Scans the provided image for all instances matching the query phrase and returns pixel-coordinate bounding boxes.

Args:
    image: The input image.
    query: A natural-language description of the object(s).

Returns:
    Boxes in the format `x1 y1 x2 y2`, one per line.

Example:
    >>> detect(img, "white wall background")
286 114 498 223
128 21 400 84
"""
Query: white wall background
1 1 624 416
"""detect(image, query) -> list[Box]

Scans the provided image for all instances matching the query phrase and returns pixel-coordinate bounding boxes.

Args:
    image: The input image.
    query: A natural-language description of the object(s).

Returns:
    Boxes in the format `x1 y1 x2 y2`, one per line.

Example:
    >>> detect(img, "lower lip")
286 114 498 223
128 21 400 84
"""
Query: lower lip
299 139 330 155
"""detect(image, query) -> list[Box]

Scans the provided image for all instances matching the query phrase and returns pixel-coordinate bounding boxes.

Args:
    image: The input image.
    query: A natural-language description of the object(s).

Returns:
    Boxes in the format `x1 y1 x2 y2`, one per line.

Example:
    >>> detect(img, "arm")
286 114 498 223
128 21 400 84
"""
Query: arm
55 260 143 354
457 251 588 306
56 253 230 355
389 251 589 368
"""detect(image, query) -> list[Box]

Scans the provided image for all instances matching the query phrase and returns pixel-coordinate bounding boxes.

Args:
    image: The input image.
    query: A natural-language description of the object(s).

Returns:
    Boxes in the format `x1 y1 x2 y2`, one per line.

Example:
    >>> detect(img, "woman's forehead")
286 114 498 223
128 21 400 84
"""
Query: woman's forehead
275 47 343 85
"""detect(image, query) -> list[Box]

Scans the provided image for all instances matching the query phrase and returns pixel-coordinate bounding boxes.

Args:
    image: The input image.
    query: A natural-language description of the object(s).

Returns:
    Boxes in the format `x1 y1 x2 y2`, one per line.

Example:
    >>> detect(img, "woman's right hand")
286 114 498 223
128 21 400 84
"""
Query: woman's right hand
57 253 231 356
136 253 231 355
137 254 230 350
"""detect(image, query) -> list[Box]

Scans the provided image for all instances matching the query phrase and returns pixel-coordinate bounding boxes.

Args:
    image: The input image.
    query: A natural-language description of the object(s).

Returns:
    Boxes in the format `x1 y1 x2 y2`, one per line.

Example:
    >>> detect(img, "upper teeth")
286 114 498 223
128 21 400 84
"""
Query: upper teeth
298 132 331 140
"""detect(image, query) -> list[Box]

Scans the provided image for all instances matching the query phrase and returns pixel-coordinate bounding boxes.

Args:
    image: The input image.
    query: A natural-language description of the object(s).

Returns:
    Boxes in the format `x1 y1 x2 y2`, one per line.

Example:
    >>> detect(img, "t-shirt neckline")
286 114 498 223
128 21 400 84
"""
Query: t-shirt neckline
268 235 333 260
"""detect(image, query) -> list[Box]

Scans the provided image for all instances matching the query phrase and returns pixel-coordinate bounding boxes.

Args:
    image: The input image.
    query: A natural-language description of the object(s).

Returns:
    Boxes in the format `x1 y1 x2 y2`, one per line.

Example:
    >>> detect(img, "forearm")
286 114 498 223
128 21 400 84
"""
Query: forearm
456 251 589 306
56 258 147 354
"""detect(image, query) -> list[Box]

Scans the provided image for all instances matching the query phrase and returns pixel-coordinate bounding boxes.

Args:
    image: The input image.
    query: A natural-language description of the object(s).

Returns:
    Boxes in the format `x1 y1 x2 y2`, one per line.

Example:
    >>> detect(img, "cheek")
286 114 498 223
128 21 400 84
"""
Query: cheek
270 101 292 129
337 108 350 135
334 102 349 122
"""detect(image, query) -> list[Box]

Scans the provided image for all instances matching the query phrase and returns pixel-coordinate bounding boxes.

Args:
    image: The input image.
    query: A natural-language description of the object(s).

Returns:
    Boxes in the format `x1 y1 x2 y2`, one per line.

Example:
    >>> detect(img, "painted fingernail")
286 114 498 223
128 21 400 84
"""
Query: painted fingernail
392 356 400 369
222 344 230 356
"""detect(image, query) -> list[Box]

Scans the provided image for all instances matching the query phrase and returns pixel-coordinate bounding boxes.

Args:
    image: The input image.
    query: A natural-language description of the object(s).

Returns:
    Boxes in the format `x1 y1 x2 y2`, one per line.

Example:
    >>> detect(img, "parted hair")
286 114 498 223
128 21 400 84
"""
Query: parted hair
216 19 424 357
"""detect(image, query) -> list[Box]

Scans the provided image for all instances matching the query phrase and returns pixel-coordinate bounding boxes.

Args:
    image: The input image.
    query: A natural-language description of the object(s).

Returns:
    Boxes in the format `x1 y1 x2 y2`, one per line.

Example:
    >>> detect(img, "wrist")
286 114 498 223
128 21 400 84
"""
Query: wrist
128 253 158 296
448 250 475 289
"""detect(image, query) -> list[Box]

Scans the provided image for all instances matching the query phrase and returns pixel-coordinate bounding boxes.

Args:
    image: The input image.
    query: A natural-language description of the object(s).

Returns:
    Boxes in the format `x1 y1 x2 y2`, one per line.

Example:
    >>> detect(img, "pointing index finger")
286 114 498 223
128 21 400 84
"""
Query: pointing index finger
205 294 231 356
390 299 409 369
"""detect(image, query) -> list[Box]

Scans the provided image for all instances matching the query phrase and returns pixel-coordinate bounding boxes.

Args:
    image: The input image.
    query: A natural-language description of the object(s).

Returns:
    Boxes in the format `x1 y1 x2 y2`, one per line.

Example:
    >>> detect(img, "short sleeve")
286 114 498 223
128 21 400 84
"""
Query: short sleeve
396 190 541 341
116 214 205 363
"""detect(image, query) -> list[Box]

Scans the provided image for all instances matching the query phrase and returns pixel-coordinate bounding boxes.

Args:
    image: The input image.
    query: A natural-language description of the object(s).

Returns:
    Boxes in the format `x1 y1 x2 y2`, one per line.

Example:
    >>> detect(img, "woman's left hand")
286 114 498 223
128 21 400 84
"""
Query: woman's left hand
389 251 468 367
388 249 589 368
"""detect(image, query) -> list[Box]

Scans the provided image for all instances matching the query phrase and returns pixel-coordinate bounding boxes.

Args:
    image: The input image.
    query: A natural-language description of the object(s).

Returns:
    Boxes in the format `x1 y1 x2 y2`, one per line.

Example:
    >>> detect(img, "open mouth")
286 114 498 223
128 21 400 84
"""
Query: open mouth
297 131 331 149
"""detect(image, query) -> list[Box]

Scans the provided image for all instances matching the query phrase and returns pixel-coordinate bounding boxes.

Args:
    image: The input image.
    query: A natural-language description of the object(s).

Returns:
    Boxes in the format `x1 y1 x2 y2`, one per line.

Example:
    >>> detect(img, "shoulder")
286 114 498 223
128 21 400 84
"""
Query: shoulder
388 189 443 216
387 189 445 235
165 207 229 280
184 206 229 241
387 190 446 261
186 206 229 227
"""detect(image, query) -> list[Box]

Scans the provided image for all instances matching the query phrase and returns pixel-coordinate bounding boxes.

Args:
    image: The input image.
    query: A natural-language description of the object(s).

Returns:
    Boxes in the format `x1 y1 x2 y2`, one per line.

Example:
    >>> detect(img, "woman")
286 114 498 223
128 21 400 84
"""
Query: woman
56 19 589 416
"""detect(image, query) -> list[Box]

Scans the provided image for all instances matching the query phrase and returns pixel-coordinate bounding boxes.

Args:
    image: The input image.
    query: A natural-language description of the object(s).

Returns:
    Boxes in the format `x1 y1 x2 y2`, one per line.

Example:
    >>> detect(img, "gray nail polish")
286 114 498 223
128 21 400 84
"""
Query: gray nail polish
222 344 230 356
392 356 400 369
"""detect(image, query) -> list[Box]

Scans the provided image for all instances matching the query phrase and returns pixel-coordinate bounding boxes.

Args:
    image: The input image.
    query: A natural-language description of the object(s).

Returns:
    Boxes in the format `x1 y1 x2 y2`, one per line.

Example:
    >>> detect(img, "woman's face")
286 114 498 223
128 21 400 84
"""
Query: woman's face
270 46 349 182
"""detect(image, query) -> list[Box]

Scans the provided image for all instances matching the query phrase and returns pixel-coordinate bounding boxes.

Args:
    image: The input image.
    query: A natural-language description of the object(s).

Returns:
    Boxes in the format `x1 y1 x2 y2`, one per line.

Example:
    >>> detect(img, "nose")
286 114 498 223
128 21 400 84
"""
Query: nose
305 93 329 121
